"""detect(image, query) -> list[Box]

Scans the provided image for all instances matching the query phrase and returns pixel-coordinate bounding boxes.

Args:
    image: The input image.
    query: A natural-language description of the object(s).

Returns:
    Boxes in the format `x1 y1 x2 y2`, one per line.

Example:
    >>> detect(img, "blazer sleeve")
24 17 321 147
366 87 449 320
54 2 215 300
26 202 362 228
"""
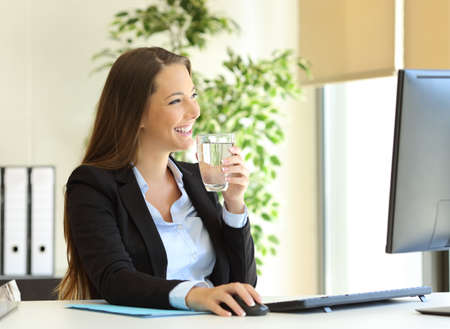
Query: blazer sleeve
212 193 257 287
66 166 183 309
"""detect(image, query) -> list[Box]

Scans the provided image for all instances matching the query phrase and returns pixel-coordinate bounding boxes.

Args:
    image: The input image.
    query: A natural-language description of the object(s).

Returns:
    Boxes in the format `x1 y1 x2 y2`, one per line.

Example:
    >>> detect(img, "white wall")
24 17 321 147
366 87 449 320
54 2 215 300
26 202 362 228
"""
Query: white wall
0 0 150 283
0 0 319 296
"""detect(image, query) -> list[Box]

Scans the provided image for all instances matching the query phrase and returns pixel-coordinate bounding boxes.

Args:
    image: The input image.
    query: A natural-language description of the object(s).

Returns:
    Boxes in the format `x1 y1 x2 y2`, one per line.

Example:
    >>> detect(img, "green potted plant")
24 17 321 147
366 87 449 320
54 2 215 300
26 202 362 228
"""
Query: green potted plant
92 0 310 274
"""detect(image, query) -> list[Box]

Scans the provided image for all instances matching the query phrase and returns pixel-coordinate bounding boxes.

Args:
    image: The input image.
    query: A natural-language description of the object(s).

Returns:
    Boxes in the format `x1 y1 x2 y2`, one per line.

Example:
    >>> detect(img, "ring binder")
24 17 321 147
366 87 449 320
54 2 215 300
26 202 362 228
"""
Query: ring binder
30 167 55 275
3 167 28 275
0 166 55 276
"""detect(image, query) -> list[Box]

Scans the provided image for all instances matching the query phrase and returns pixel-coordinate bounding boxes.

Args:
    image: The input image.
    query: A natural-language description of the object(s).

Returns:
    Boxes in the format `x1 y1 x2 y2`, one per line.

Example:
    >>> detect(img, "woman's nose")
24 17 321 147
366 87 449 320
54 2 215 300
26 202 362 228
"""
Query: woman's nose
188 99 200 119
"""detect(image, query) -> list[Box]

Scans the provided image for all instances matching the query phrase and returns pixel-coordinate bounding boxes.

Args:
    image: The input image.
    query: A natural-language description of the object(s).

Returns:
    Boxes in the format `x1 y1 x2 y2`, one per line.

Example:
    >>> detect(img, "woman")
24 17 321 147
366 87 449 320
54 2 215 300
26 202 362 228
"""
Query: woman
57 47 260 317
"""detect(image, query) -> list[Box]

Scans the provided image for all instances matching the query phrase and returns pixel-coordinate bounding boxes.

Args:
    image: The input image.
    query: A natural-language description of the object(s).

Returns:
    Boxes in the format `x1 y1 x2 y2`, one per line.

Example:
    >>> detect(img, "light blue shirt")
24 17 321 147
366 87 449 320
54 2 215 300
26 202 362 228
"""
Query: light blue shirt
132 159 247 309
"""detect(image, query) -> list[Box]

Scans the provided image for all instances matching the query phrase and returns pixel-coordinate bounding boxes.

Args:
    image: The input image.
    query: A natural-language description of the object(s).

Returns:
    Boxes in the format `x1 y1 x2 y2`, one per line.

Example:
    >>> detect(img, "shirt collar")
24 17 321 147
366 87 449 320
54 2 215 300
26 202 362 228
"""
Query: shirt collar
132 158 184 194
132 165 148 193
167 157 184 186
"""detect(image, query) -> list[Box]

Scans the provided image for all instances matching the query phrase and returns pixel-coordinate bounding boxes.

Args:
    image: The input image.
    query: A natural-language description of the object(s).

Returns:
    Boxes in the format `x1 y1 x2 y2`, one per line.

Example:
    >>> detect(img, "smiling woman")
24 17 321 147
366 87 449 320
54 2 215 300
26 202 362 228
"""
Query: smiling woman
138 64 199 154
57 47 261 317
81 48 192 169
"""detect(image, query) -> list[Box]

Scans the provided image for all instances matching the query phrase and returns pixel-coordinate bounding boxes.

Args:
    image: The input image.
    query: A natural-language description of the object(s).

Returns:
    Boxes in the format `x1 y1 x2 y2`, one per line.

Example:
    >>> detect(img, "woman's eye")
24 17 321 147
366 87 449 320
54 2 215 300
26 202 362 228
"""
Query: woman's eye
192 92 198 99
168 99 181 105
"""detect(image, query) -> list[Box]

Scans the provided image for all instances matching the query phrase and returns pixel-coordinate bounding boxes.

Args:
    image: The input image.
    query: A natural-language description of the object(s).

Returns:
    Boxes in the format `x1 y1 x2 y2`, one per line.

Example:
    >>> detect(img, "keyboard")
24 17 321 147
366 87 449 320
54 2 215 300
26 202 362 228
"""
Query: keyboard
266 286 432 313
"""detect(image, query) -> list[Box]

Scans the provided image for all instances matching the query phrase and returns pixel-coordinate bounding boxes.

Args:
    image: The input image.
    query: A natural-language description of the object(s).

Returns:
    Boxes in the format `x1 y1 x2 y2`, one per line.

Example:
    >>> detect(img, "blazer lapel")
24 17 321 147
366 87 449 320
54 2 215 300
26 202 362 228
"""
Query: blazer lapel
114 166 167 278
174 160 222 237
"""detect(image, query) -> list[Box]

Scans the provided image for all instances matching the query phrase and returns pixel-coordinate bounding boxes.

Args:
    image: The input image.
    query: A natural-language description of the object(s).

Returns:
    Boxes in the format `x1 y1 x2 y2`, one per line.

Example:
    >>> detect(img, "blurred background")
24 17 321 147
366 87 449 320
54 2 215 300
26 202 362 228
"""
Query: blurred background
0 0 448 299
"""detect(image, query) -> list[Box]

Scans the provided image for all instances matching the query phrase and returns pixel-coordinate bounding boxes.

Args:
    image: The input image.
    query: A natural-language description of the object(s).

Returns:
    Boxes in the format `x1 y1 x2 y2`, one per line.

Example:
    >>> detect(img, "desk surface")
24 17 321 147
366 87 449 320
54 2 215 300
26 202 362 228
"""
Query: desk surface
3 293 450 328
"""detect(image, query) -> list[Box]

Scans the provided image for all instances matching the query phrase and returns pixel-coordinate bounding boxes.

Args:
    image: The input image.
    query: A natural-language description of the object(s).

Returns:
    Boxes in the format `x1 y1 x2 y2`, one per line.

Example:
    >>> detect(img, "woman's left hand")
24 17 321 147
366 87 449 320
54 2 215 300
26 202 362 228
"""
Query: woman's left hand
221 146 249 214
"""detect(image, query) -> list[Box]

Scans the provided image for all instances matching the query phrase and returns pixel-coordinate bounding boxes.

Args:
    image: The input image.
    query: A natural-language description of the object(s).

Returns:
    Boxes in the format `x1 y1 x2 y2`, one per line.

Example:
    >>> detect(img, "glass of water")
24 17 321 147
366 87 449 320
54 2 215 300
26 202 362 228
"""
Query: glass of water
197 133 235 192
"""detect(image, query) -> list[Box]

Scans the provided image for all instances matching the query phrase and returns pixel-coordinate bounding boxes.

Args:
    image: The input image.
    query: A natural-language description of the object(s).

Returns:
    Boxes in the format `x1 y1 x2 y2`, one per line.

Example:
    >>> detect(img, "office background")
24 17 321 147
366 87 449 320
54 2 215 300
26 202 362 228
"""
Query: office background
0 0 448 297
0 0 319 296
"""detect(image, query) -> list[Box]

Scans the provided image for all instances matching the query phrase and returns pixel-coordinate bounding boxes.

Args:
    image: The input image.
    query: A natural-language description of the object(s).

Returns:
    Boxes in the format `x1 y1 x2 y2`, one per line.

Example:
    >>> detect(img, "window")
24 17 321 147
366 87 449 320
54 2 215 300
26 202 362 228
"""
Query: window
323 77 422 294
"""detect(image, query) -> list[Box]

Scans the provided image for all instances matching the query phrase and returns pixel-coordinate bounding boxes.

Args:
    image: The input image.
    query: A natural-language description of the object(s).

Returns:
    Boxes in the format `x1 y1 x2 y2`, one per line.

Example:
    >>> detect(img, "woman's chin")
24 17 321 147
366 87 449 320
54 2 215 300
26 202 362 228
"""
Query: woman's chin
173 138 194 152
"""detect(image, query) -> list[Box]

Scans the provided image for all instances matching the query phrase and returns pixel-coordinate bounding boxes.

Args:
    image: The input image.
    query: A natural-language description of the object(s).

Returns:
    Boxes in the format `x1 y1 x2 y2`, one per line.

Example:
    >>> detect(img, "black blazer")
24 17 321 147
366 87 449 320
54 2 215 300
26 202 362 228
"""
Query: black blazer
66 158 257 309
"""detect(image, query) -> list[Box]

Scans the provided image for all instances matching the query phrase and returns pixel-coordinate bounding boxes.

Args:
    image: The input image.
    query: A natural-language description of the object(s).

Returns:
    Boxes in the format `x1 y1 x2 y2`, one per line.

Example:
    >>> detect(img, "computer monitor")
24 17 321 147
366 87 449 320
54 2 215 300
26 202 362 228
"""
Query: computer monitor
386 69 450 254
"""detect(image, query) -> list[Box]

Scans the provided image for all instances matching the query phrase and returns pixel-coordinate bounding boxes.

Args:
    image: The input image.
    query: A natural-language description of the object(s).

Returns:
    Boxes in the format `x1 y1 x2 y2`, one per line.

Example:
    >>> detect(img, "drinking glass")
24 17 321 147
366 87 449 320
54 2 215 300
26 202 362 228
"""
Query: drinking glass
196 133 235 192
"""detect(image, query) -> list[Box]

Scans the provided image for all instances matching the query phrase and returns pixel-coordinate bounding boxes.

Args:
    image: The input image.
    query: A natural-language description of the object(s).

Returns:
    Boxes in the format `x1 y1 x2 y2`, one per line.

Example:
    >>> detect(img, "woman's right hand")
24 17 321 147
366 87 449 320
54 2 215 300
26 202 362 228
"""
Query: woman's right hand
185 282 262 317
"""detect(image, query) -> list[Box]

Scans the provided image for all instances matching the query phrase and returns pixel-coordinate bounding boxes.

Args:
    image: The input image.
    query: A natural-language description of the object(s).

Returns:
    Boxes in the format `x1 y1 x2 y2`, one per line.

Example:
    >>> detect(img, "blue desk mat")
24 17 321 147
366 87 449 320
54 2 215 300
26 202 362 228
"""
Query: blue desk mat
66 303 209 318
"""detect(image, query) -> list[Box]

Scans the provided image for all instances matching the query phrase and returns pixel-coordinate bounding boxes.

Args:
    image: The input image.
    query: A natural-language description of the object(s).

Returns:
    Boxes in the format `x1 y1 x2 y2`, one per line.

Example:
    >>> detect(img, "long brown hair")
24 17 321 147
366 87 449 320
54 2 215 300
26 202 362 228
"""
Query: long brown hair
57 47 191 300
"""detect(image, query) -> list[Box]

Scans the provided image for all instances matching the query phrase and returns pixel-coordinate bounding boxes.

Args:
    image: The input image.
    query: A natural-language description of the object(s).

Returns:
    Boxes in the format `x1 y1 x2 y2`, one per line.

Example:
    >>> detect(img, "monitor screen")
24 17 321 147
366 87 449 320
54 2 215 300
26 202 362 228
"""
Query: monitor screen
386 69 450 253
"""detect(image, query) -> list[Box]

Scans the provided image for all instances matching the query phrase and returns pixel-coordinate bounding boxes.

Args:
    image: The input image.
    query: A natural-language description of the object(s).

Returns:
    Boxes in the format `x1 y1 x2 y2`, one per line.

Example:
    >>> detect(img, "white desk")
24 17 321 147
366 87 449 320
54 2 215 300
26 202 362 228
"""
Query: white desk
2 293 450 329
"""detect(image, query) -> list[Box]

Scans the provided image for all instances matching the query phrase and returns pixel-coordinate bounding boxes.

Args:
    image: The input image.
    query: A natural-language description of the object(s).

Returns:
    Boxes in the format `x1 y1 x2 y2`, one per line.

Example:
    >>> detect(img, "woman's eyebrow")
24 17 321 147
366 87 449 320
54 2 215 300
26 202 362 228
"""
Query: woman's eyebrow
164 86 196 100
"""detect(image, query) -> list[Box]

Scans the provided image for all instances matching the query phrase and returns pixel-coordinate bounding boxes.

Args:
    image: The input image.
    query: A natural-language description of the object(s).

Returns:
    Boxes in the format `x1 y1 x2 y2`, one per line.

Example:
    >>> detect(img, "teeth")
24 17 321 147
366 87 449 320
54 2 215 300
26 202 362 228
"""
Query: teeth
174 125 192 133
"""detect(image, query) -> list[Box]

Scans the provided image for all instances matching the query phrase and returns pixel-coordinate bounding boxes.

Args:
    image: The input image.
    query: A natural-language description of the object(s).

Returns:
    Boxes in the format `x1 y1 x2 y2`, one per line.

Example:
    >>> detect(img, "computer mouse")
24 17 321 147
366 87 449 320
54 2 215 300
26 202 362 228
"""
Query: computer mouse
220 294 269 316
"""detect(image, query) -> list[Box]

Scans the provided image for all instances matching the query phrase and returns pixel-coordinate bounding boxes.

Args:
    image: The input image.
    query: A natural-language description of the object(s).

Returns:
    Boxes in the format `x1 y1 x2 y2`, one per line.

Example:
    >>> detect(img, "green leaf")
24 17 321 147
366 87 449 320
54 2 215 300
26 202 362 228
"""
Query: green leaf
266 121 276 129
252 224 262 233
126 17 139 25
268 234 280 245
255 113 268 121
115 11 128 17
256 145 264 156
267 134 280 144
270 155 281 166
261 245 267 256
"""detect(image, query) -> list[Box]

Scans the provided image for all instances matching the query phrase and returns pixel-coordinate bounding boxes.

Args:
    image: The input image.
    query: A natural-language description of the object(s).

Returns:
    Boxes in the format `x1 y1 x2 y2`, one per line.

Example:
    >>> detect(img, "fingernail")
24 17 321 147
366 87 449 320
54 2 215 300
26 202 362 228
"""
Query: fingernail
241 311 246 317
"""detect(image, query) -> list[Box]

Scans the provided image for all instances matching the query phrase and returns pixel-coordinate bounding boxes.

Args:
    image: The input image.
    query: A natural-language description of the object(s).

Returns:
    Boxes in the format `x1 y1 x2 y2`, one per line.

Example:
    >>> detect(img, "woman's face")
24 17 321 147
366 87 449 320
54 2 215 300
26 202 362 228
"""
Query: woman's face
140 63 200 153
